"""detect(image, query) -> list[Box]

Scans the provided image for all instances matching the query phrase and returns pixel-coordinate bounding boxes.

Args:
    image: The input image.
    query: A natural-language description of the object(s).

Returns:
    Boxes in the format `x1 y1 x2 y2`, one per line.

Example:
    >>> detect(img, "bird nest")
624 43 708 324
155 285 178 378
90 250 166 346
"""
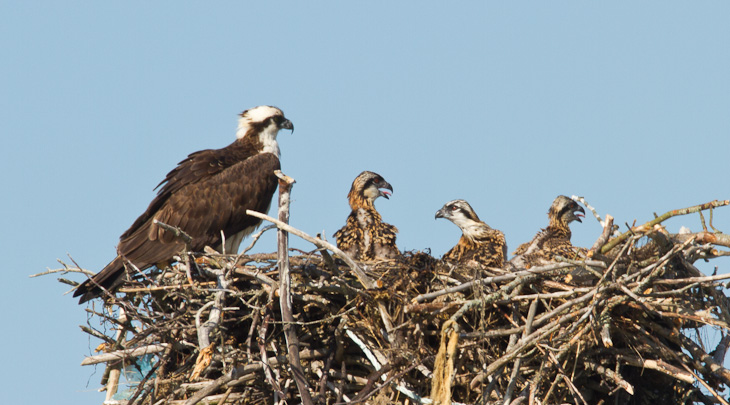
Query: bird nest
44 199 730 405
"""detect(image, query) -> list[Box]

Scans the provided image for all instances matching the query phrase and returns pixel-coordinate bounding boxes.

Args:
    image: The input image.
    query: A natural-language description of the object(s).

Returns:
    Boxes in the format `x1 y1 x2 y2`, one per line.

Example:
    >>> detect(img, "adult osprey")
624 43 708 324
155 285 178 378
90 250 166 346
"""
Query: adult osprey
509 195 585 268
435 199 507 268
333 171 400 261
74 106 293 303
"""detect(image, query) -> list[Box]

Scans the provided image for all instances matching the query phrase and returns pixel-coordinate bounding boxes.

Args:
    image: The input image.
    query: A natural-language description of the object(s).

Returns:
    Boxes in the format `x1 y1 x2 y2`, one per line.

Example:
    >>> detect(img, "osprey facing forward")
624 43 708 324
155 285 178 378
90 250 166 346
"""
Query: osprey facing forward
435 199 507 268
510 195 585 268
334 171 399 261
74 106 294 303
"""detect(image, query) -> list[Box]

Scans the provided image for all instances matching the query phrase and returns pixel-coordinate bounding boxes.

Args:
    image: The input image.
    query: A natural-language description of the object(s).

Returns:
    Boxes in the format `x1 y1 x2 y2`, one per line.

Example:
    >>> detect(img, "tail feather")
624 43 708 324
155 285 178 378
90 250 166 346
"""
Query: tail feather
73 256 126 303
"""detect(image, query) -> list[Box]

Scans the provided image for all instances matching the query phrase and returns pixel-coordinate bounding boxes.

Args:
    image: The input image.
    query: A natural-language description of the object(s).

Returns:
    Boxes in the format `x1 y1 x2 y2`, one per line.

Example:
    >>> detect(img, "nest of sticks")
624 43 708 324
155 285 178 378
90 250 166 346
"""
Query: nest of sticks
47 187 730 405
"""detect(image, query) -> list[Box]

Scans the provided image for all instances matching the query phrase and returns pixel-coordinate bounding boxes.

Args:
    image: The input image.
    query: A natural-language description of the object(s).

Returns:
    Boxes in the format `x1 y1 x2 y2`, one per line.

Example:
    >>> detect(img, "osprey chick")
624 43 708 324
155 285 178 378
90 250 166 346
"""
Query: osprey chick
334 171 399 261
435 199 507 268
510 195 585 268
74 106 294 303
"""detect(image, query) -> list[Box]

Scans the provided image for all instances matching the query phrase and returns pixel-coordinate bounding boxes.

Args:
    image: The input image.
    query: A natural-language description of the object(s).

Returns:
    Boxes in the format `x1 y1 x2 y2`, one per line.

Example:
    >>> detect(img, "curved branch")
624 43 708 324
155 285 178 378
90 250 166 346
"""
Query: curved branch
600 200 729 254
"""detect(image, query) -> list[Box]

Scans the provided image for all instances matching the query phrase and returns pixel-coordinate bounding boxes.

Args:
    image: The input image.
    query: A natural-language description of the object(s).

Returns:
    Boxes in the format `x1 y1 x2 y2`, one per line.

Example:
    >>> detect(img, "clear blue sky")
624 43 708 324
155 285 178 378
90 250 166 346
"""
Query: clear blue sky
2 2 729 404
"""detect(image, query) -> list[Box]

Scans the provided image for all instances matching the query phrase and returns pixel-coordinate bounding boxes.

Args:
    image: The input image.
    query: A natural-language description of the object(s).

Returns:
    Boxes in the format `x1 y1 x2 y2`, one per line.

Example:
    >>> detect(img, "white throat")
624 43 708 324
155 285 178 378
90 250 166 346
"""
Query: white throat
258 123 281 157
236 119 281 157
452 216 483 240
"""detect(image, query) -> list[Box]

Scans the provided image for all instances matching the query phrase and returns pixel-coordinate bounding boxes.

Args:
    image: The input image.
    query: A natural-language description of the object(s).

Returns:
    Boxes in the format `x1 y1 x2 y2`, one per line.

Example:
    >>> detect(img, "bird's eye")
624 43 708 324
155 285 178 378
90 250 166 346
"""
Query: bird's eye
373 179 379 184
451 205 458 211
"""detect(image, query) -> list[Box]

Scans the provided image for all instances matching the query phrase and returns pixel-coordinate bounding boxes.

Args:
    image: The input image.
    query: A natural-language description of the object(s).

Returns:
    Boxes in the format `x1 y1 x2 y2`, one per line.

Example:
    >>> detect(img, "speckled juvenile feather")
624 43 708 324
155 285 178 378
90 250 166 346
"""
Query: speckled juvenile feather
334 171 399 261
511 196 586 268
436 199 507 268
442 229 507 268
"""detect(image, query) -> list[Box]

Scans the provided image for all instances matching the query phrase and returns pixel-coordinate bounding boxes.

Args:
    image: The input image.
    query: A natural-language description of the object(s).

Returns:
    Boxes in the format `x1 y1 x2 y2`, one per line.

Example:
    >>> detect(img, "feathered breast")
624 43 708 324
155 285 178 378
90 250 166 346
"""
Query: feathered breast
443 229 506 267
334 206 399 261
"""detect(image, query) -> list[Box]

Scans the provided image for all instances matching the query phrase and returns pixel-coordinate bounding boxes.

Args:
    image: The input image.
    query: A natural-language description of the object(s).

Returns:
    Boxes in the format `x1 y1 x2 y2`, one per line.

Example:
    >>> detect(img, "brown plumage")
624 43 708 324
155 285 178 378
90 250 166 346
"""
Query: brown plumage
510 195 585 268
334 171 399 261
435 199 507 268
74 106 293 303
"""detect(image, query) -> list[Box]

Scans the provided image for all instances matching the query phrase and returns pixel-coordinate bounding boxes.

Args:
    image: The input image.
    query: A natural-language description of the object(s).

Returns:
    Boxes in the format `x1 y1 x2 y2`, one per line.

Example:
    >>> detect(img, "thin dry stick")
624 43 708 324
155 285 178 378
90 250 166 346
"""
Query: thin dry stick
571 195 607 228
245 210 375 290
415 261 606 303
601 200 729 254
30 260 94 278
673 231 730 249
275 170 313 405
182 374 234 405
344 327 426 404
153 219 193 245
653 272 730 285
195 301 216 349
104 307 127 402
241 224 277 256
117 281 216 294
245 208 396 341
583 360 633 395
615 355 694 384
678 363 730 405
470 308 587 390
259 288 285 400
503 298 539 404
80 343 169 366
588 214 614 254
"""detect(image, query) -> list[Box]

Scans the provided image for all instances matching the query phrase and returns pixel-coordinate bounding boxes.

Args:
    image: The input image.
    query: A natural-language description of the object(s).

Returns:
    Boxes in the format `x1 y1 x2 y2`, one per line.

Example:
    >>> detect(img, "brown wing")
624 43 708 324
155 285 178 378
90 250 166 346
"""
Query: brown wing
512 227 549 256
515 229 584 268
444 230 506 268
442 237 468 263
512 241 529 256
334 214 363 259
75 152 279 303
121 146 251 240
373 222 399 259
540 237 586 261
477 230 507 267
120 152 280 265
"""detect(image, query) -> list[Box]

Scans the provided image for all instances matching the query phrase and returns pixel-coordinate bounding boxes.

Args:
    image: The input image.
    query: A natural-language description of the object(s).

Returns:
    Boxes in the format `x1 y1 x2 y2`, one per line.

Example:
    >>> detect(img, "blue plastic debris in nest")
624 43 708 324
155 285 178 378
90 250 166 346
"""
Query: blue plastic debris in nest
112 354 156 401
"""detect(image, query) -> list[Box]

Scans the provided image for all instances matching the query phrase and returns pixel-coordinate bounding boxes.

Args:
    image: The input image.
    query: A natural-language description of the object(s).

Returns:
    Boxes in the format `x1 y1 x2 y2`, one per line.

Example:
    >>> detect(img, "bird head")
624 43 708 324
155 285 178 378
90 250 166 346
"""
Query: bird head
549 195 586 226
436 199 482 229
235 106 293 155
348 171 393 208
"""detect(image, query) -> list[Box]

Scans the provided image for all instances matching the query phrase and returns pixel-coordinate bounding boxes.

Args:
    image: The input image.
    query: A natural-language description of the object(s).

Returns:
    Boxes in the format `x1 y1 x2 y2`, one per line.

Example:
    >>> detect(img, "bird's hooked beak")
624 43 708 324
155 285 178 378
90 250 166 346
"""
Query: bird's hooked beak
378 181 393 200
573 205 586 223
435 207 447 220
280 119 294 133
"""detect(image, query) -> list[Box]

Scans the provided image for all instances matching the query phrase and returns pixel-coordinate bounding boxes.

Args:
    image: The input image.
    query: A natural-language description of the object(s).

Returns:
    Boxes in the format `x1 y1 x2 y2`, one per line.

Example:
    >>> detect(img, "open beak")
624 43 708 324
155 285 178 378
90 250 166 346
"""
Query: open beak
574 206 586 223
379 181 393 199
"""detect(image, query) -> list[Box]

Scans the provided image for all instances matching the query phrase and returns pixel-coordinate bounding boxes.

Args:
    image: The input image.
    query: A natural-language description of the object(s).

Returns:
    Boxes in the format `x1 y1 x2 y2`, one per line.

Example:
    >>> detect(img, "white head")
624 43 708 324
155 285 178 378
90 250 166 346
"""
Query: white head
235 106 294 156
435 199 490 240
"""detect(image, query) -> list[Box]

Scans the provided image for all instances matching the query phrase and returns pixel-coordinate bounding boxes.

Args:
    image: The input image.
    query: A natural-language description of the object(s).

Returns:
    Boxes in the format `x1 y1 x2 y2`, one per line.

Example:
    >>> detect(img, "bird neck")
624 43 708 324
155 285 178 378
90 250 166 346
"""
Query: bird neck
546 215 572 239
458 234 480 248
454 218 488 243
348 193 377 212
231 130 279 158
258 124 280 157
236 123 280 157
